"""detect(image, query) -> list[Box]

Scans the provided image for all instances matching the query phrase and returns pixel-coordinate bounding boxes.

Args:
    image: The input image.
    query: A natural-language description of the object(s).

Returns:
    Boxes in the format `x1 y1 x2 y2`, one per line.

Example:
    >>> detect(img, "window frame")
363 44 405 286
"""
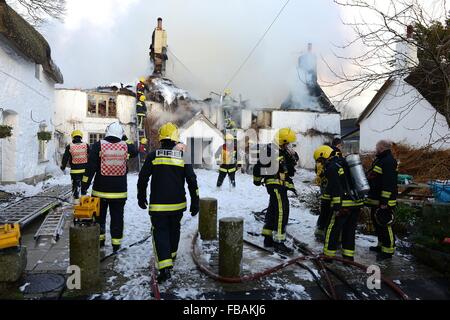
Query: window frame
86 93 118 118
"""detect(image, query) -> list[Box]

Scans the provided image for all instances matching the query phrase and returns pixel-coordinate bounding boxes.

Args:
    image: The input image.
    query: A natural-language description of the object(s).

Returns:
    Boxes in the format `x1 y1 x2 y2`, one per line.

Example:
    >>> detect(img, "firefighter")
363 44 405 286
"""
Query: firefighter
317 145 364 261
253 128 299 255
137 122 199 284
137 77 148 99
216 134 241 188
139 138 149 157
313 148 332 242
136 95 147 130
61 130 90 204
331 137 343 157
366 140 398 261
81 122 138 252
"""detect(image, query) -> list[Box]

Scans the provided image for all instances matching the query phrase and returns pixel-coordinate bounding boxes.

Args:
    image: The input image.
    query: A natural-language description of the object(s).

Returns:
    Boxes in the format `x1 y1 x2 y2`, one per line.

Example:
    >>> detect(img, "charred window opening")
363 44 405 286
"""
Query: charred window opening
87 94 118 118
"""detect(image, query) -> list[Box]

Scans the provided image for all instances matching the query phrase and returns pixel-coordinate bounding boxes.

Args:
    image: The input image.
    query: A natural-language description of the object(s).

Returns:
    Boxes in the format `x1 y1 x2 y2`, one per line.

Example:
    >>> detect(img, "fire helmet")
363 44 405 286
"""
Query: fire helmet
71 130 83 139
105 122 125 140
313 145 334 161
274 128 297 146
159 122 180 142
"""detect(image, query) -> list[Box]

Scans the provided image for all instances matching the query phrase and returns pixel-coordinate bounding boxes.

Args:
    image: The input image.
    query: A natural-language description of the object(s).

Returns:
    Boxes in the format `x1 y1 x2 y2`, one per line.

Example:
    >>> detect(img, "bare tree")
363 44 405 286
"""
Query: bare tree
4 0 66 26
324 0 449 146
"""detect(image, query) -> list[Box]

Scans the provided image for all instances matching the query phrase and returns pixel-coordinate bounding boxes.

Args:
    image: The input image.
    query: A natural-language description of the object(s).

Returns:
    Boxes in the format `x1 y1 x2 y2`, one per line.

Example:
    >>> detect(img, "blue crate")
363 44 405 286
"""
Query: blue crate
429 180 450 203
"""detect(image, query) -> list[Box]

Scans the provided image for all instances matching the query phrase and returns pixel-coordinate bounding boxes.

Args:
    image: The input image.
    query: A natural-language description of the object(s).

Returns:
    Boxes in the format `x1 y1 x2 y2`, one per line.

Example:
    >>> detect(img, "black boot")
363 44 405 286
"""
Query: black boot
157 268 172 284
370 246 382 253
263 236 274 248
274 242 294 256
112 244 121 253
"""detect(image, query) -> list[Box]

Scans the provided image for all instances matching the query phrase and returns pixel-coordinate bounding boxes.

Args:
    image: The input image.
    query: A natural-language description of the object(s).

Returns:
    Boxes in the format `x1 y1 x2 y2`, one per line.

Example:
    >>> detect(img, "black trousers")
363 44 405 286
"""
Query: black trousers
370 207 396 255
317 200 332 231
324 207 361 258
262 186 290 243
98 199 126 245
71 174 82 199
151 213 183 270
217 165 237 187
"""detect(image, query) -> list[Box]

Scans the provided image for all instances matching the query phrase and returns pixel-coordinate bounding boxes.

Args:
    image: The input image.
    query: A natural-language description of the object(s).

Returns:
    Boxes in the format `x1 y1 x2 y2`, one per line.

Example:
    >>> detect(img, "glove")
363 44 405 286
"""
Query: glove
60 166 65 172
190 202 200 217
138 198 148 210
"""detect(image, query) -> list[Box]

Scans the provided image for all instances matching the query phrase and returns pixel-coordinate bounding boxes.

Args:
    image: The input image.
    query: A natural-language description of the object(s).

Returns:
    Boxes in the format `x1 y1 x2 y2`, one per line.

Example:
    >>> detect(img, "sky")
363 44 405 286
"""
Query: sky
37 0 449 117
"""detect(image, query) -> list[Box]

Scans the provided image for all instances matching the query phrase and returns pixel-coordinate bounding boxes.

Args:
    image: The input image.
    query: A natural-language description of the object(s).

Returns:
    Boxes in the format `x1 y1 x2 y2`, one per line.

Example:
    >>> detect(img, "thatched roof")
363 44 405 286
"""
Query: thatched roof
0 1 63 83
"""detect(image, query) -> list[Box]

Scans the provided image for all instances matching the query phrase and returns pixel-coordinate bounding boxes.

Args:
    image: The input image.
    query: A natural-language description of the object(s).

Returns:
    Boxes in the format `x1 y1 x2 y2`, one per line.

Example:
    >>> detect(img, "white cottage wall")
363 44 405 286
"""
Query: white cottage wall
359 79 450 152
0 39 58 183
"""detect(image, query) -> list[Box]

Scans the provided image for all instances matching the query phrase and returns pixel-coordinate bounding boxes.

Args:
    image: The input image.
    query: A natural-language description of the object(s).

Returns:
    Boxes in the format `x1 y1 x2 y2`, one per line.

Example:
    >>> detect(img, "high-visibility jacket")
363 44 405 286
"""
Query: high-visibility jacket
253 144 298 193
323 156 363 210
367 150 398 207
61 138 90 175
137 141 199 214
136 101 147 116
81 136 138 200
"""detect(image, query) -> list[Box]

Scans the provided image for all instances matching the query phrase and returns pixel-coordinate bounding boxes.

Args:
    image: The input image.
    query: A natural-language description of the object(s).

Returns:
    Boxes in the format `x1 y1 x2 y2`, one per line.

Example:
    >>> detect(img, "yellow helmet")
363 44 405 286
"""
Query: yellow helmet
314 145 334 161
225 134 234 141
139 95 146 102
274 128 297 146
139 77 146 83
159 122 180 142
71 130 83 139
140 138 148 144
224 88 232 96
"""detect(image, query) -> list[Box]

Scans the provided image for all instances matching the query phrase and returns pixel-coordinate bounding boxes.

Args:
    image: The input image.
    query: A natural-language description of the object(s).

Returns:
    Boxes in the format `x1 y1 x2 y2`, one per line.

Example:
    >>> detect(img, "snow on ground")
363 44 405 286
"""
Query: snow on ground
92 168 381 300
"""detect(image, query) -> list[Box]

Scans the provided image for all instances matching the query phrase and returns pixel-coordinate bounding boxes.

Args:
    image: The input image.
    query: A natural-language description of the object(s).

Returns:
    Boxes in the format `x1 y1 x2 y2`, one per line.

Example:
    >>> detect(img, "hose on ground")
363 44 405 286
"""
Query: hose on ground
192 232 312 284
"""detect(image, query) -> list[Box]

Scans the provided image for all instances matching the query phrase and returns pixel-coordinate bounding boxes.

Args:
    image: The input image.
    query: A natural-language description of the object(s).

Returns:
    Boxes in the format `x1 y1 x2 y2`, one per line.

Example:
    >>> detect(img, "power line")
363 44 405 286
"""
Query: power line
222 0 291 92
167 47 197 79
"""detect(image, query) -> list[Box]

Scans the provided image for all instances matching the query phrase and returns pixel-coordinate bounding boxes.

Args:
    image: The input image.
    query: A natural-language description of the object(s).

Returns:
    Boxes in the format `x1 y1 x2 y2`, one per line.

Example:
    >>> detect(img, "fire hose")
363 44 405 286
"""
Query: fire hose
191 231 410 300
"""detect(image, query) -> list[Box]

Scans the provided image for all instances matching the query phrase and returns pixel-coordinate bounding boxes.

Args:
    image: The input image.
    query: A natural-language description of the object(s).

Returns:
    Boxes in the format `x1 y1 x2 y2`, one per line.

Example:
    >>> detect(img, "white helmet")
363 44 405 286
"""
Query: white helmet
105 122 124 139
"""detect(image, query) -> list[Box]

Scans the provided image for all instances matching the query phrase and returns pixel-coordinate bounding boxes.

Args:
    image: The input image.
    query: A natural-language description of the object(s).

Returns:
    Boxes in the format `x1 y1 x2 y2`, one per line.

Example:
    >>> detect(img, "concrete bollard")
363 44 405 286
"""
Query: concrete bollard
0 246 27 283
69 224 100 290
199 198 218 241
219 217 244 278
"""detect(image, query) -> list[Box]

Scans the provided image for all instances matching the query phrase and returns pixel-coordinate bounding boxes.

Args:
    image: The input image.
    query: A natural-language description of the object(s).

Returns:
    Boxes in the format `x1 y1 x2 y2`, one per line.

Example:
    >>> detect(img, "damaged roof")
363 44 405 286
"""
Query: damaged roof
0 1 63 84
281 83 339 114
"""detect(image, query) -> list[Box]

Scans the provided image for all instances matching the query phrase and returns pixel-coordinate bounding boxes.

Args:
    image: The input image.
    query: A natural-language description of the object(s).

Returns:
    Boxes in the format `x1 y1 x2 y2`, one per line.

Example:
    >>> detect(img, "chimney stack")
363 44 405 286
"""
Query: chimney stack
406 25 414 39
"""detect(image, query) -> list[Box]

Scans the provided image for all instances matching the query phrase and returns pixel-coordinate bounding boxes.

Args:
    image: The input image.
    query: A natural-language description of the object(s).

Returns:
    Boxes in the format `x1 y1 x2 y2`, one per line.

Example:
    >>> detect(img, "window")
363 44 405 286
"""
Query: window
88 96 97 116
87 94 118 118
38 140 48 163
35 64 42 81
108 97 117 117
89 133 106 145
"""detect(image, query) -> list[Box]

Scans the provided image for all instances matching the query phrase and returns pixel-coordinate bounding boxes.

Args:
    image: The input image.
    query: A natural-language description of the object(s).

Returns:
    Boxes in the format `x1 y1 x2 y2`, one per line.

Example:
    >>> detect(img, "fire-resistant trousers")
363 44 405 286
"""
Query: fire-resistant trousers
370 207 396 255
71 174 83 199
217 165 237 187
98 198 126 246
262 186 290 243
150 212 183 270
324 207 361 258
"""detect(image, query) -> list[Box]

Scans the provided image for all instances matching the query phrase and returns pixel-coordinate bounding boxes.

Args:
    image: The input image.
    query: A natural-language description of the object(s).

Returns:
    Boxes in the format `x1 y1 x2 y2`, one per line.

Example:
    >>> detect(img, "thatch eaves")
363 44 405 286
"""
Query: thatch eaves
0 1 63 84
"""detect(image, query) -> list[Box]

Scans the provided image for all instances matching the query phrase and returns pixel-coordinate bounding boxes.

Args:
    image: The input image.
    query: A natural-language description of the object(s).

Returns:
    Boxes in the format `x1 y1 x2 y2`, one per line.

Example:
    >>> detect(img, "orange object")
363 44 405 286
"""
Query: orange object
74 196 100 221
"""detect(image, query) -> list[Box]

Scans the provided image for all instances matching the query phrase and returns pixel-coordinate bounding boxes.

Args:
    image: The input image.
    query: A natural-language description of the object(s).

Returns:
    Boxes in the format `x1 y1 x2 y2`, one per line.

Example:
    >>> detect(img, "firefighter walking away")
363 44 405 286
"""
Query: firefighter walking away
137 122 200 284
253 128 299 256
315 145 363 261
366 140 398 261
81 122 138 252
61 130 90 204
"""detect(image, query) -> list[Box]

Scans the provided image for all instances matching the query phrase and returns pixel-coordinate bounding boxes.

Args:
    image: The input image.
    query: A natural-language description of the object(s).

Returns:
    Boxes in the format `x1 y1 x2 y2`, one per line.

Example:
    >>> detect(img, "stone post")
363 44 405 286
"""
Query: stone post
219 217 244 278
199 198 218 241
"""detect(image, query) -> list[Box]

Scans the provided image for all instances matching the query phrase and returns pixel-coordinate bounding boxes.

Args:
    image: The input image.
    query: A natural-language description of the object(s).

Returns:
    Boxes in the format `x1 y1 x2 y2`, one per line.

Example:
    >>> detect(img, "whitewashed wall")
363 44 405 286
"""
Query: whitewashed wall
180 119 224 170
54 89 136 151
359 79 450 152
0 39 58 183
